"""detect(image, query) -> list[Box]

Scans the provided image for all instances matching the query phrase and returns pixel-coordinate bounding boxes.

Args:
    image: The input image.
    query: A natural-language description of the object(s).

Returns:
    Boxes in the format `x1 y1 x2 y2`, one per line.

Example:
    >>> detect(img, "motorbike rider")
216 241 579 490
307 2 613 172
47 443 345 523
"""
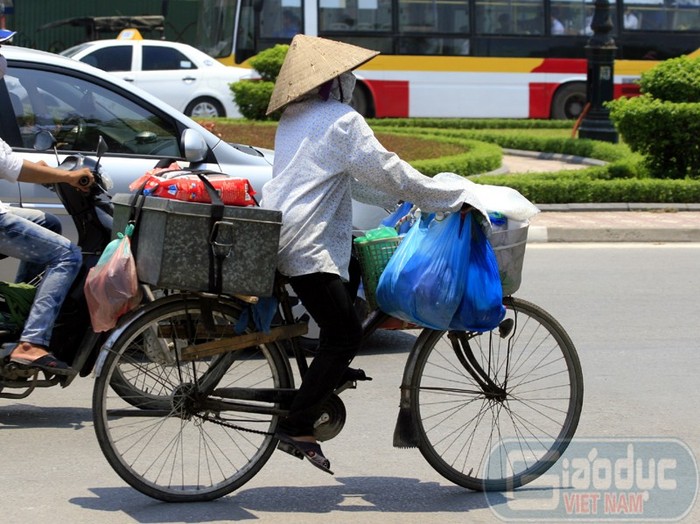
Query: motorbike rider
1 29 95 376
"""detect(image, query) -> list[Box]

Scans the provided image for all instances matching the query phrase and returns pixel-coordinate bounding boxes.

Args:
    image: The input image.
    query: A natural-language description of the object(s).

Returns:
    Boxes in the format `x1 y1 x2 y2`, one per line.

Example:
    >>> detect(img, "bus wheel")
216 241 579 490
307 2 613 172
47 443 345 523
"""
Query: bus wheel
351 84 373 117
551 83 586 120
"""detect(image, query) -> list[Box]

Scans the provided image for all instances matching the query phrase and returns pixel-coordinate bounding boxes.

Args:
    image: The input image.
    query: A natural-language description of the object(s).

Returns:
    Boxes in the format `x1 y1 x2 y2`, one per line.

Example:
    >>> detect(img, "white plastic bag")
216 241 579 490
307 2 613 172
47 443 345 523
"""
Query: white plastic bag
434 172 540 221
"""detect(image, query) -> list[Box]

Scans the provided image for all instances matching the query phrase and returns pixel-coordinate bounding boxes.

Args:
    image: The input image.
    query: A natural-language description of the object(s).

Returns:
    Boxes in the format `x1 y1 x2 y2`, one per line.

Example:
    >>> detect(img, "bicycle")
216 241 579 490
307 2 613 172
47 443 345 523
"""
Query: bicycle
91 218 583 502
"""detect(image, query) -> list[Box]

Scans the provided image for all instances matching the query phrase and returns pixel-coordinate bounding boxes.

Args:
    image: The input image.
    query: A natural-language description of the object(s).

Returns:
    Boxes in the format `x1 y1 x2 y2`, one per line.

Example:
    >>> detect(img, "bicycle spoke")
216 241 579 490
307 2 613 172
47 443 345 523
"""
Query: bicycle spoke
93 296 291 502
411 297 583 491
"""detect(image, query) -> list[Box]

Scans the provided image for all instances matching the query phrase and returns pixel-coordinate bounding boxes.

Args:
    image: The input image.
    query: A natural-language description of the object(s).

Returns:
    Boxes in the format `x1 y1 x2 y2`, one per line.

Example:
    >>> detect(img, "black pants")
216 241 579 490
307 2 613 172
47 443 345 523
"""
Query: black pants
281 265 362 436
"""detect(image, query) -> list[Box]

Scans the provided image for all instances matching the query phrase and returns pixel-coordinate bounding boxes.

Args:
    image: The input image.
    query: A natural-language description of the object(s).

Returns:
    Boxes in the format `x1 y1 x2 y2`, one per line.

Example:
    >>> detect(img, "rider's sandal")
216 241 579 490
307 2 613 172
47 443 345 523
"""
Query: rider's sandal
276 433 334 475
9 354 77 377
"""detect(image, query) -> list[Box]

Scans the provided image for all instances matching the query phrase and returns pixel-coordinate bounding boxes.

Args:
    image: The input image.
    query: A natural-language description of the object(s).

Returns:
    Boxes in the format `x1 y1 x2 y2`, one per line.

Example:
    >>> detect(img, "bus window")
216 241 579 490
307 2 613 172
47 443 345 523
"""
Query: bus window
475 0 545 35
319 0 392 32
197 0 236 59
551 0 617 36
627 0 700 32
397 0 470 55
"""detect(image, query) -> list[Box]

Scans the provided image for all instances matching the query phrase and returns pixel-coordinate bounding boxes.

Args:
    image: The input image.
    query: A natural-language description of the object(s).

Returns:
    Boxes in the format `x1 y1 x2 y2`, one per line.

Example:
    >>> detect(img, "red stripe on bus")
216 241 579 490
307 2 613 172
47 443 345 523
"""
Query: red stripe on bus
616 83 641 97
363 80 409 118
529 81 642 118
531 58 587 74
529 83 557 119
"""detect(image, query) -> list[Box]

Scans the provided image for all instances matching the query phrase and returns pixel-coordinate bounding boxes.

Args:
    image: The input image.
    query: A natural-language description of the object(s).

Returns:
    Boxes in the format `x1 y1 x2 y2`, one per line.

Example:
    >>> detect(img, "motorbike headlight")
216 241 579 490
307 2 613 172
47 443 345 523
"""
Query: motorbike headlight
99 170 114 191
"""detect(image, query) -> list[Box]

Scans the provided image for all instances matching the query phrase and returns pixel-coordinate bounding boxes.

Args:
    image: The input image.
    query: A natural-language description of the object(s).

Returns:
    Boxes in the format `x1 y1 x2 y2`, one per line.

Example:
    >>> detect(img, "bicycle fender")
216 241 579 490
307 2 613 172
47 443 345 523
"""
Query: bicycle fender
393 327 440 448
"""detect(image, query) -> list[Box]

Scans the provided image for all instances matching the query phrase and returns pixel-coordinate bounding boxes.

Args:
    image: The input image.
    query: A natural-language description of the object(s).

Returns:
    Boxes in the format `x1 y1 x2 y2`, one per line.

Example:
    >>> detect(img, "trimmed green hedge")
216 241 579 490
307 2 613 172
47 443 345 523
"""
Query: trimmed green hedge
216 118 700 203
368 118 573 130
473 170 700 204
374 129 502 176
369 122 700 204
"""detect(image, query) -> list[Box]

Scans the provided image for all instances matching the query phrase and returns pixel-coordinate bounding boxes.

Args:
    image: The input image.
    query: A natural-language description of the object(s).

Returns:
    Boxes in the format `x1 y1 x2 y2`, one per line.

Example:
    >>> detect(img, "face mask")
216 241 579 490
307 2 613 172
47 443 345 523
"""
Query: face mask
0 55 7 78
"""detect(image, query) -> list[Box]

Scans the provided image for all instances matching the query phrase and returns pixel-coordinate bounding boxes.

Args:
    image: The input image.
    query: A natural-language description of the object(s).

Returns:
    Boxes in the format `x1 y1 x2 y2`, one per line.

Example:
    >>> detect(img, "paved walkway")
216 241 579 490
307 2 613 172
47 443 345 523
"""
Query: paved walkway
501 151 700 242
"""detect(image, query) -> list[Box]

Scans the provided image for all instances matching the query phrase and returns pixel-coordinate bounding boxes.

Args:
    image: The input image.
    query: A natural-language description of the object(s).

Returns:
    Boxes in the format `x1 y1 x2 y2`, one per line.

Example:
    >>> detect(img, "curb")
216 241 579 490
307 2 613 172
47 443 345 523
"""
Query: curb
537 203 700 212
502 148 608 167
527 226 700 243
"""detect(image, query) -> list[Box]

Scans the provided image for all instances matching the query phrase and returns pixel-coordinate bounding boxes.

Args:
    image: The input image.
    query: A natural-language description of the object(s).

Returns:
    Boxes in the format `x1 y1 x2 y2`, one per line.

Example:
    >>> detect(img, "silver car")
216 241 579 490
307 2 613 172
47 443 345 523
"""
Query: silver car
0 45 275 238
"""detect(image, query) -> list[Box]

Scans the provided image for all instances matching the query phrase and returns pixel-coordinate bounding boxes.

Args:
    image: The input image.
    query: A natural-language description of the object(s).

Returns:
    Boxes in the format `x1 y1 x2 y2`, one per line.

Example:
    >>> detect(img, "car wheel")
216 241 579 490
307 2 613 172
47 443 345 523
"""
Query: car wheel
185 97 225 118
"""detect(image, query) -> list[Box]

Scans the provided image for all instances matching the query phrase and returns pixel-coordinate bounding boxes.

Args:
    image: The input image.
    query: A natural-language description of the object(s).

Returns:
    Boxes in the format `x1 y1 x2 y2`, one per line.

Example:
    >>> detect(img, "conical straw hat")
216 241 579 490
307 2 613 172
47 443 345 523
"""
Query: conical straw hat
266 35 379 115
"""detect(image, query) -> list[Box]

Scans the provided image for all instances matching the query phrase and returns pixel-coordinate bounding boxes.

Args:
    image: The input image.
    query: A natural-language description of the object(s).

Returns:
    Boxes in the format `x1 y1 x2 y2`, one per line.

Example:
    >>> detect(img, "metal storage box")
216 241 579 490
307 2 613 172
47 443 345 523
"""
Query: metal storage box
112 194 282 296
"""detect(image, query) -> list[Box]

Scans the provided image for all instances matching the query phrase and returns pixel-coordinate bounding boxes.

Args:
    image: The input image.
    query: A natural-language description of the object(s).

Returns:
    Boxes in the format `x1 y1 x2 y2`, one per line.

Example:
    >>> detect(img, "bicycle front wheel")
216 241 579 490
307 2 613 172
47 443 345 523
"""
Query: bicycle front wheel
410 297 583 491
92 295 291 502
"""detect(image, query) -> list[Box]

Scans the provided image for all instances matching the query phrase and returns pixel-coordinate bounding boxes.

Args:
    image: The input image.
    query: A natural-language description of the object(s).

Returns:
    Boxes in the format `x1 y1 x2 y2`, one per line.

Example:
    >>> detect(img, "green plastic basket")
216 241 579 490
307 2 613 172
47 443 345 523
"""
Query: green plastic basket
354 236 402 310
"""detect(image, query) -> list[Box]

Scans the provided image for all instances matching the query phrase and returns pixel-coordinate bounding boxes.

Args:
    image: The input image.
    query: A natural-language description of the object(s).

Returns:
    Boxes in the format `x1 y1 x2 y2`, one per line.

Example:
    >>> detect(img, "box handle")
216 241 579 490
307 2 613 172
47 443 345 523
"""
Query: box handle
196 174 226 294
210 220 235 258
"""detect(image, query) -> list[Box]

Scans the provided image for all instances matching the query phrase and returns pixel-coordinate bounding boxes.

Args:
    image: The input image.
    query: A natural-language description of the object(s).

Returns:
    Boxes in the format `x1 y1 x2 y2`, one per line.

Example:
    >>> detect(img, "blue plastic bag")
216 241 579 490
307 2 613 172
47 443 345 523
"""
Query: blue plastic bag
450 219 506 331
381 201 414 235
377 212 470 329
375 214 430 320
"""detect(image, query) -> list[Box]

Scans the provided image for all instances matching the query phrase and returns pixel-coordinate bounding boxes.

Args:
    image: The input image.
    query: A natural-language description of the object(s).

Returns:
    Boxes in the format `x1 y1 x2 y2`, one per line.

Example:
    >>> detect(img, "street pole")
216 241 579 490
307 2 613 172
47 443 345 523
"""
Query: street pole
578 0 619 143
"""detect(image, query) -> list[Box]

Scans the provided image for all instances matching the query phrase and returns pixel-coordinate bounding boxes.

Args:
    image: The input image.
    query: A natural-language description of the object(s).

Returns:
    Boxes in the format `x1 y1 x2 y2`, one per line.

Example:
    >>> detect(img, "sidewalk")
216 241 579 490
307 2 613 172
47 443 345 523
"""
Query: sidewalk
502 151 700 243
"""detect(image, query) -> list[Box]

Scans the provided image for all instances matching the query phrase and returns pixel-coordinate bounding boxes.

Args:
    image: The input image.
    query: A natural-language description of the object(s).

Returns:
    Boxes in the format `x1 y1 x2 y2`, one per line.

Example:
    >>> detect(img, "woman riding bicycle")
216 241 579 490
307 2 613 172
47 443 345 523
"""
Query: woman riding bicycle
261 35 487 474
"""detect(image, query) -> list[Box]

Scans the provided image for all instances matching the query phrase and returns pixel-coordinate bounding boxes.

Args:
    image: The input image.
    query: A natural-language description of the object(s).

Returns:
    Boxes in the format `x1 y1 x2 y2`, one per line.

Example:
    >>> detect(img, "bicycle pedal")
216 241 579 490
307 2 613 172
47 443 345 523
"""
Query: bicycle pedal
277 441 304 460
344 367 372 382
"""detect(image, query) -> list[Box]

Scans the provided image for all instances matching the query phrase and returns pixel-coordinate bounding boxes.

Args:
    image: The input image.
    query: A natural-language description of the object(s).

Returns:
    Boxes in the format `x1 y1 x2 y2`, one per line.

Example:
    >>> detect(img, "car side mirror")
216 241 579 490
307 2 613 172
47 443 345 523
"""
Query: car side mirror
181 128 208 164
33 130 57 152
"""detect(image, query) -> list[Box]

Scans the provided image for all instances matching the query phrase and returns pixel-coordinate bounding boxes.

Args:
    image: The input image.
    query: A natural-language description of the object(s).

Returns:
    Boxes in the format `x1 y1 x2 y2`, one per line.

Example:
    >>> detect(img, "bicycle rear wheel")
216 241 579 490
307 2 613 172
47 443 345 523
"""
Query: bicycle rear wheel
92 295 292 502
410 297 583 491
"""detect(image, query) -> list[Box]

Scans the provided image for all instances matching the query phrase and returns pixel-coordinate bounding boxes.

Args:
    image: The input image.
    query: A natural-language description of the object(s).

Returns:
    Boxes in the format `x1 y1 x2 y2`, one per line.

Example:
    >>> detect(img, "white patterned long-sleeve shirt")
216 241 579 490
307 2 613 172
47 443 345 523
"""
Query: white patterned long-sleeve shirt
0 138 23 213
261 97 485 281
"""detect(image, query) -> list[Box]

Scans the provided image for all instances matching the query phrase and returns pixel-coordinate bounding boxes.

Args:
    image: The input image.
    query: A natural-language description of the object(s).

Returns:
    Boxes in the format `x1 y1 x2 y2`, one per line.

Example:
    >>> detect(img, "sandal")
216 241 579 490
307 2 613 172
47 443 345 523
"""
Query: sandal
276 433 334 475
9 354 77 377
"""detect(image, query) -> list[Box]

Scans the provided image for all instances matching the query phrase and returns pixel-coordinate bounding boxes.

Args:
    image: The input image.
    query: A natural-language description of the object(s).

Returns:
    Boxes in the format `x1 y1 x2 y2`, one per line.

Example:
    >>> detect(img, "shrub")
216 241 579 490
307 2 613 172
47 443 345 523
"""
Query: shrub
230 45 289 120
249 44 289 82
608 55 700 179
639 55 700 102
230 81 277 120
608 95 700 179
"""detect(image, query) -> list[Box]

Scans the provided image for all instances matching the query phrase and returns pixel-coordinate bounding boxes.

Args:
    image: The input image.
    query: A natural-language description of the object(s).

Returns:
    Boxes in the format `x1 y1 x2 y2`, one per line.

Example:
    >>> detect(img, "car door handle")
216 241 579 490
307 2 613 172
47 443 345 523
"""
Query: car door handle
182 76 196 83
122 76 135 82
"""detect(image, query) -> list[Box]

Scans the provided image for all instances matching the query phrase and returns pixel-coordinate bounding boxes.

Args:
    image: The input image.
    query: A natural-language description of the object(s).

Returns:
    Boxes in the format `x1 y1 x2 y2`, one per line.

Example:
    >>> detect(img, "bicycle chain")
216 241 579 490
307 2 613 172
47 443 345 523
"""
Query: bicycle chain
194 412 275 437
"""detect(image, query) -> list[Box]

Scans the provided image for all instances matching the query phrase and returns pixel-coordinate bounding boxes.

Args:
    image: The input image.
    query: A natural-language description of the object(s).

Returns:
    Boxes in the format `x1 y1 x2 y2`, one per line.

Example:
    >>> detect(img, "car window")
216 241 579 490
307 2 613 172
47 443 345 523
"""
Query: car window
142 46 196 71
5 65 181 157
80 46 133 72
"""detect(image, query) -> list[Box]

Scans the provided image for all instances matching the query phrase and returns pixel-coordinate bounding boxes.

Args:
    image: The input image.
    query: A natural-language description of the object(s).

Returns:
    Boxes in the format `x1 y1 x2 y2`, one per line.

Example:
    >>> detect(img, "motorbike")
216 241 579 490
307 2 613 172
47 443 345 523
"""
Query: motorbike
0 132 114 398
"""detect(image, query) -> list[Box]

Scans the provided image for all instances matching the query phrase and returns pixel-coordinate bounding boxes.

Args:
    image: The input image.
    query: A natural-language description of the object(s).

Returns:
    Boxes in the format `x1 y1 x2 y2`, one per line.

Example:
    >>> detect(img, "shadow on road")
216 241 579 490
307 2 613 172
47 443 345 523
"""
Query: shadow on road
71 476 503 521
0 405 92 430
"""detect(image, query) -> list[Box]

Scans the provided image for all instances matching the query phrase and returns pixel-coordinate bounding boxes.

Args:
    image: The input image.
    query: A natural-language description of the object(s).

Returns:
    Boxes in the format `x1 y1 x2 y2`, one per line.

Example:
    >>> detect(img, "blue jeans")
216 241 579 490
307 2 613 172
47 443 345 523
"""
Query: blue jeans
7 207 63 283
0 208 81 347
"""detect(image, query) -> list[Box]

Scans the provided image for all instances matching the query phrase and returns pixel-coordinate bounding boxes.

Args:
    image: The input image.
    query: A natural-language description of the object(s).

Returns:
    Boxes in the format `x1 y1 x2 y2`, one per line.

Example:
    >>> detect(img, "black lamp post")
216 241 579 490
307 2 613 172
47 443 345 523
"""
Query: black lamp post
578 0 619 143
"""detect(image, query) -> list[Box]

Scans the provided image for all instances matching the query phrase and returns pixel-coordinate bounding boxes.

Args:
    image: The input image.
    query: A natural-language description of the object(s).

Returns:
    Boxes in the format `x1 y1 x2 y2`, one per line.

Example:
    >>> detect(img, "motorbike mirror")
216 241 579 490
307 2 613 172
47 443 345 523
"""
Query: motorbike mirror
33 130 56 152
181 129 208 164
96 136 109 158
92 136 109 184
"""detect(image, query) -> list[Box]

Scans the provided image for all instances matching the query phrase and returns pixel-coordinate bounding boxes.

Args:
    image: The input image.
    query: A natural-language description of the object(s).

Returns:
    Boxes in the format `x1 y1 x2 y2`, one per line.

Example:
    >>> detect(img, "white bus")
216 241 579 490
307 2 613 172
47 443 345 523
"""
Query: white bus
197 0 700 118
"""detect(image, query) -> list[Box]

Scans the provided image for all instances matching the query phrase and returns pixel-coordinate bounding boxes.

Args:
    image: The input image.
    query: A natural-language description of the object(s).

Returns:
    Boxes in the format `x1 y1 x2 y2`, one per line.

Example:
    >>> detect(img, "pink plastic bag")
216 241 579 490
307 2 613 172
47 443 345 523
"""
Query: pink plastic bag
84 226 142 332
